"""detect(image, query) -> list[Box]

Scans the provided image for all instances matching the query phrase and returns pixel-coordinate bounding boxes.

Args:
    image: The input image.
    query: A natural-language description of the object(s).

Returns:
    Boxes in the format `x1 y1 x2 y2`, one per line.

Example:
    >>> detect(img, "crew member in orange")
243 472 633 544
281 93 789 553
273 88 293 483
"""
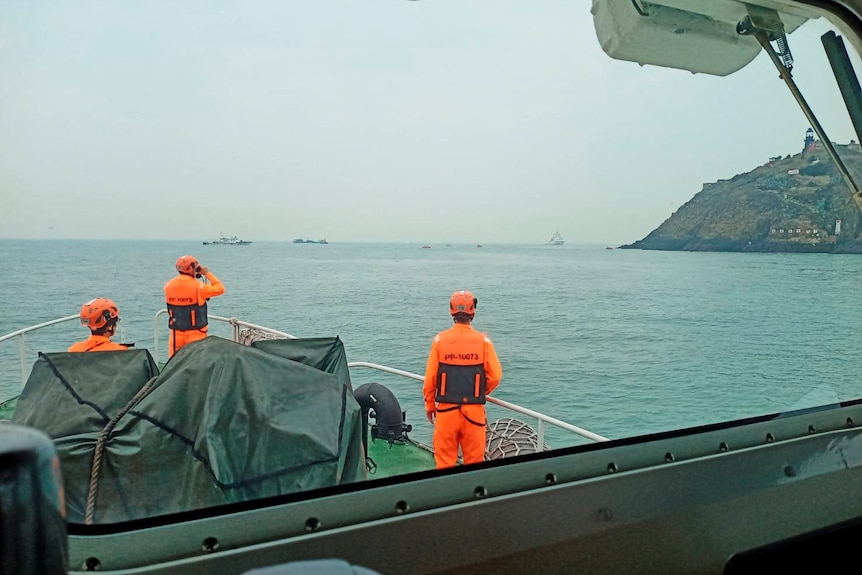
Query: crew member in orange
423 290 503 469
68 298 129 352
163 255 225 357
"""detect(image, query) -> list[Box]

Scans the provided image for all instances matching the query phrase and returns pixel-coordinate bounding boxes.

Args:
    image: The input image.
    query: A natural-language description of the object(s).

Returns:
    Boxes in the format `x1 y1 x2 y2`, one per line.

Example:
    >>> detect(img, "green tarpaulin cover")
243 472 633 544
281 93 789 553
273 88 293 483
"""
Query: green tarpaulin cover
12 336 366 524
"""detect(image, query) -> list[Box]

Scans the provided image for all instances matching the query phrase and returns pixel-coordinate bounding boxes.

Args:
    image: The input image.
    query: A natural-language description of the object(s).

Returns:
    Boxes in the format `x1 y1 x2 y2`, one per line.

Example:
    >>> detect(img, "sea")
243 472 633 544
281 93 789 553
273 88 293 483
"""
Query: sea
2 239 861 449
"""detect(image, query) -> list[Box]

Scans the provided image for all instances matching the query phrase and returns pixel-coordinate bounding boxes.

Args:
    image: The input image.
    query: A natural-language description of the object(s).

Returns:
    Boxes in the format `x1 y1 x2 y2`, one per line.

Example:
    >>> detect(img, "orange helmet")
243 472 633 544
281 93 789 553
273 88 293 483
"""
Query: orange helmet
79 298 119 331
176 255 201 276
449 290 477 316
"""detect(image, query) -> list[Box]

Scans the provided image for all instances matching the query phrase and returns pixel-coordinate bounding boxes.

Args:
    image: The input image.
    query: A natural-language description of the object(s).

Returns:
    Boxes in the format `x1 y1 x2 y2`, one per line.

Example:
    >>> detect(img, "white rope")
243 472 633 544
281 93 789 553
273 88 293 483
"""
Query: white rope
485 417 549 461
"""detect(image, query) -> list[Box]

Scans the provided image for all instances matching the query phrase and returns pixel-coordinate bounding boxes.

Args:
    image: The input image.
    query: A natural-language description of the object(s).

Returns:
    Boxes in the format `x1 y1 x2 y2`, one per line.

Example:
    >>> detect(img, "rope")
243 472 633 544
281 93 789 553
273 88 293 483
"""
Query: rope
485 417 549 461
238 327 288 346
84 376 158 525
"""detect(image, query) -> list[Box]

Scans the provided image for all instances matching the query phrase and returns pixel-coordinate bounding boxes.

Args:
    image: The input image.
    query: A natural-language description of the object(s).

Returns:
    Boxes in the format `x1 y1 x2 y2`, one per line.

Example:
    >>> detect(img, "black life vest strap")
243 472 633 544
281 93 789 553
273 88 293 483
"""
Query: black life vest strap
462 411 486 427
85 340 110 352
436 405 459 413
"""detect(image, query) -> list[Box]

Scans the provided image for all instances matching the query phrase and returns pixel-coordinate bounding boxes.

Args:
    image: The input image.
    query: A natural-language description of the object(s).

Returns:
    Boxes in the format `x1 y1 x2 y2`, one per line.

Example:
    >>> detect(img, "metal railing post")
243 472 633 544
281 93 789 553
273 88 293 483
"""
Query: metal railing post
537 419 546 449
18 334 26 390
153 310 165 366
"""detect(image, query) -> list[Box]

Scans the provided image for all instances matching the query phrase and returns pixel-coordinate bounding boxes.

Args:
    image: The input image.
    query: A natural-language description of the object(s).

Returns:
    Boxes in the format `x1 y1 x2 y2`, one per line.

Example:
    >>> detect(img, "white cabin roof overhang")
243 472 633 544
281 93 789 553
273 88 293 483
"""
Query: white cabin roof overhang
592 0 822 76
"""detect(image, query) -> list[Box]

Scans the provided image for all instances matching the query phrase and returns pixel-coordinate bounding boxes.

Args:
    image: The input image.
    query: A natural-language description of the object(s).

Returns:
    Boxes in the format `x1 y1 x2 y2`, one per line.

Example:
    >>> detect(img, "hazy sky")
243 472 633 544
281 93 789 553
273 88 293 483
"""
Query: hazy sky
1 2 859 245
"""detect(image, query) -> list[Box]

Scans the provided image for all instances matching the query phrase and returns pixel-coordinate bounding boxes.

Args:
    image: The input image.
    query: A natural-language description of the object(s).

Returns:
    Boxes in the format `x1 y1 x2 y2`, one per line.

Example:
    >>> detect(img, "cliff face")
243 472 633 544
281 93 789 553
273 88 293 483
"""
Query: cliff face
623 143 862 253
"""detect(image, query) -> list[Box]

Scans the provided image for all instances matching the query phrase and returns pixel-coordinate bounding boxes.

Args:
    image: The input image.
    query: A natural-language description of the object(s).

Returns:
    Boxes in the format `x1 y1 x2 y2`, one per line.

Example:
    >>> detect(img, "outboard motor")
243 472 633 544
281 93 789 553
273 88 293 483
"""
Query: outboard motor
0 424 68 575
353 383 412 472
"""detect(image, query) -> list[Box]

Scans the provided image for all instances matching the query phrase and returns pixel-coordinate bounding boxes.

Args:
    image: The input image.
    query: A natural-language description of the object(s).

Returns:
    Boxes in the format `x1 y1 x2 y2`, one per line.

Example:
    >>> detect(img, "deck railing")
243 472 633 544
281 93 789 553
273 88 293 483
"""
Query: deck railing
346 361 609 445
2 313 609 445
0 315 79 393
152 310 296 365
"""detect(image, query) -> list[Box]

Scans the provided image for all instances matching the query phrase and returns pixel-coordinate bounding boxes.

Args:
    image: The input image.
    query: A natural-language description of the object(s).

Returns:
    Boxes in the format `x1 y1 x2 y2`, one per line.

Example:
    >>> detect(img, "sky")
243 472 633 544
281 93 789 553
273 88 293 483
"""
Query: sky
1 1 860 245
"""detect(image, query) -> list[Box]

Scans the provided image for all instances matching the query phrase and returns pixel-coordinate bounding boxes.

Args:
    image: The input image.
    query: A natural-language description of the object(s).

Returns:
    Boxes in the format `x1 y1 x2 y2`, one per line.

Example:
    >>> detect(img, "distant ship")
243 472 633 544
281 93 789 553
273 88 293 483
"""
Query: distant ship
548 231 565 245
203 234 252 246
293 238 328 244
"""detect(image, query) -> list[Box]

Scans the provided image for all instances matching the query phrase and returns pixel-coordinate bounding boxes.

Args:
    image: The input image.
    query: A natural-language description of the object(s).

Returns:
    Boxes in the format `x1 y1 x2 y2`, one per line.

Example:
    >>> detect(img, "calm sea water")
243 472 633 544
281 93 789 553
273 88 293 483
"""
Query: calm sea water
2 239 861 448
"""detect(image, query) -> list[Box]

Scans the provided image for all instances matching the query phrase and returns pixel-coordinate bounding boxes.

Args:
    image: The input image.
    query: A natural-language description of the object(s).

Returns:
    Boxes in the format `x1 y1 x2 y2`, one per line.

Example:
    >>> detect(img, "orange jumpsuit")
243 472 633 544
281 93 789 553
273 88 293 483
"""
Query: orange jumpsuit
68 334 128 352
163 271 225 357
423 322 502 469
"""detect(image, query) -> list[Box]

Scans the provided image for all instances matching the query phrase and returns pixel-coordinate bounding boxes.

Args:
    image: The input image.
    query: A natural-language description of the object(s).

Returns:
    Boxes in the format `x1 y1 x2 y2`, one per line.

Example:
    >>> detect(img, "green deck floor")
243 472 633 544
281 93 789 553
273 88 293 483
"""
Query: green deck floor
0 396 17 421
365 437 436 477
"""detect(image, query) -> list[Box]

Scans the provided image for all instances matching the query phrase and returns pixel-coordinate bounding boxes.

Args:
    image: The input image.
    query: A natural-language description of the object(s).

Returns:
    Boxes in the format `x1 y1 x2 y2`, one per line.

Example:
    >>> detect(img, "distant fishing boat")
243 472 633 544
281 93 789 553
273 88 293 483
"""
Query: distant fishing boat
293 238 328 244
548 231 564 245
203 234 252 246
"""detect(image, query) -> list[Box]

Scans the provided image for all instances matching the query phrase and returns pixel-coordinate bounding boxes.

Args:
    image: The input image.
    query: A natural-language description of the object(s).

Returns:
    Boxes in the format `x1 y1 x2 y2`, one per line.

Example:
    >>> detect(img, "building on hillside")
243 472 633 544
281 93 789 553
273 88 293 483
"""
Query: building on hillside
769 226 823 239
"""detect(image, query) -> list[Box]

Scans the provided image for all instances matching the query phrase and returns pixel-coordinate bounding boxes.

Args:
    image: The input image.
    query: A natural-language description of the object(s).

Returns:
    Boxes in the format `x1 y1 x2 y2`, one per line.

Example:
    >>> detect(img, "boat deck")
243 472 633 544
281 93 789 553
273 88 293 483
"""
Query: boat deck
366 437 436 477
0 397 15 421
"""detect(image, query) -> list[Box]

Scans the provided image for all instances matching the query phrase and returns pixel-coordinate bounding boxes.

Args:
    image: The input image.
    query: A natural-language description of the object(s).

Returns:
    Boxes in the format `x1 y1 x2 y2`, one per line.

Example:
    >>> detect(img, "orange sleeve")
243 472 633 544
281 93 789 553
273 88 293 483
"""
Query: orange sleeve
198 272 226 303
423 336 440 412
484 337 502 396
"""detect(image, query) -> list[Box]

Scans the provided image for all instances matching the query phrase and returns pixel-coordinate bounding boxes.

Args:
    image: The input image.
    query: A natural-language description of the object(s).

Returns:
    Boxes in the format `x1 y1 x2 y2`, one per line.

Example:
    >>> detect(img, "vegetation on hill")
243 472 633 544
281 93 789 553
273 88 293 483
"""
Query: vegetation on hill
622 142 862 253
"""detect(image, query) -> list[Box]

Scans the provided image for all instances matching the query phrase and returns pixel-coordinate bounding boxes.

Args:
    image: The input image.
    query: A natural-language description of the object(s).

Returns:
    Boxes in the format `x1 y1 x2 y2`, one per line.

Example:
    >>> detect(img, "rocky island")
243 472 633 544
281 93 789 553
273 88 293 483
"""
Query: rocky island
622 129 862 253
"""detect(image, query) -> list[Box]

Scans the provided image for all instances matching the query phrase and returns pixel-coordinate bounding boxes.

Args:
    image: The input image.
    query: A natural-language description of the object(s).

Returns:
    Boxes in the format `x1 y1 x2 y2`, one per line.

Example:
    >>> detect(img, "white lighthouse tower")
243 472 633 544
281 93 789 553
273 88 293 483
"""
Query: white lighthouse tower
836 218 842 235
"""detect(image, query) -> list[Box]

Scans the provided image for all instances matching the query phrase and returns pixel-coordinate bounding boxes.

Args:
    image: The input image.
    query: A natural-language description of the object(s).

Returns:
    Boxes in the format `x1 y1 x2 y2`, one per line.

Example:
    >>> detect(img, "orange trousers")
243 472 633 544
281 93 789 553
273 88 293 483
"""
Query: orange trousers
432 407 486 469
168 328 207 358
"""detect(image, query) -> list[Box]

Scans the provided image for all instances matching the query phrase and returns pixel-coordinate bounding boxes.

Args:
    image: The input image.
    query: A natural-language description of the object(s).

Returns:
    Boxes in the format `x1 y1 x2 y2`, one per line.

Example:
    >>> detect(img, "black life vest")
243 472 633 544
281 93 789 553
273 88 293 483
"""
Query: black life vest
434 329 487 405
165 276 209 331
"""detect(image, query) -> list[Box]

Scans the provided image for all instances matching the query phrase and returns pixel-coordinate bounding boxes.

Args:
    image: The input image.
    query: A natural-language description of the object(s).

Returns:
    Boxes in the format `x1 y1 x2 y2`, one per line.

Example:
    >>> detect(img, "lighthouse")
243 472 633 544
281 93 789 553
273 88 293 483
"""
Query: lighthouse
803 128 816 153
836 218 842 236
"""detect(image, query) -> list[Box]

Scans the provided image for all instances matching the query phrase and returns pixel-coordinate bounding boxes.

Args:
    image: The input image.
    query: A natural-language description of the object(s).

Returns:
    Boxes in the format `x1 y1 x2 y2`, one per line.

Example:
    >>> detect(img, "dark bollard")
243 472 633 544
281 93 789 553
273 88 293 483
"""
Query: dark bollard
0 423 68 575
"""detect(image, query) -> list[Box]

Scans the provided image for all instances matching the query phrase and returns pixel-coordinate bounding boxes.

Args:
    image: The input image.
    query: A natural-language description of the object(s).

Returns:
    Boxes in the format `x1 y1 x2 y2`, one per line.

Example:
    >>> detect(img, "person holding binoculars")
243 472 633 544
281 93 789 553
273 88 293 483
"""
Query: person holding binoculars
163 255 226 358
